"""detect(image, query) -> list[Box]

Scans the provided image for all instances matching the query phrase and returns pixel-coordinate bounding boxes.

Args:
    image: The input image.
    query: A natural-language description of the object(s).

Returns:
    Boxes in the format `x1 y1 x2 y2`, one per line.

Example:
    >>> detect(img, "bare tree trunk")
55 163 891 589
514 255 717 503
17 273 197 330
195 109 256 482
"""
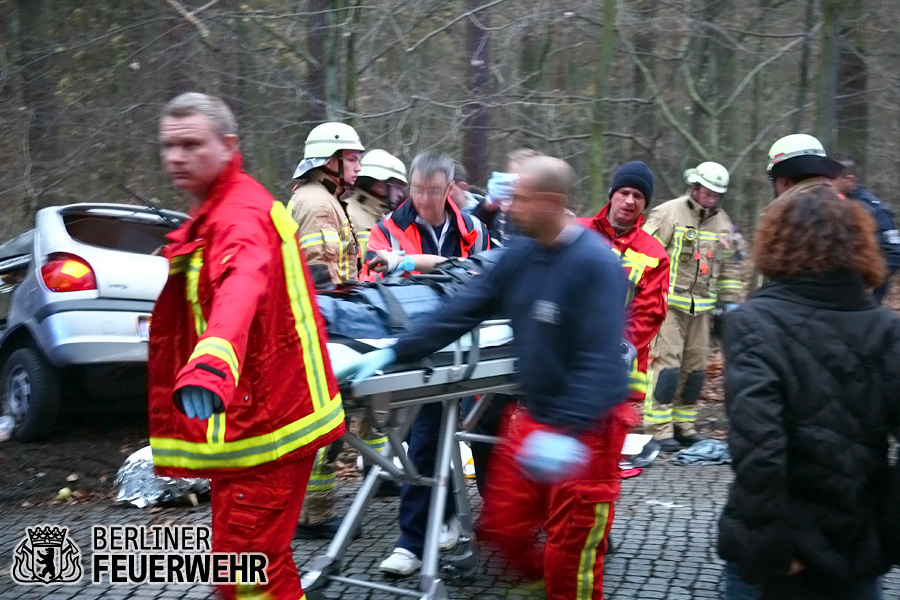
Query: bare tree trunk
306 0 328 124
836 33 868 169
817 0 844 149
462 0 491 185
589 0 617 208
13 0 58 211
792 0 816 131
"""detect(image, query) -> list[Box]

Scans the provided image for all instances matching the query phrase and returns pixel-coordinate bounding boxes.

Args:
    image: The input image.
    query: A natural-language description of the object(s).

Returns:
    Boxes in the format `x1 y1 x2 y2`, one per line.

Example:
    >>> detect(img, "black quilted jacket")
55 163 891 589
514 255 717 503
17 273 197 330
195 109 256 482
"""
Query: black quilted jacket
718 272 900 588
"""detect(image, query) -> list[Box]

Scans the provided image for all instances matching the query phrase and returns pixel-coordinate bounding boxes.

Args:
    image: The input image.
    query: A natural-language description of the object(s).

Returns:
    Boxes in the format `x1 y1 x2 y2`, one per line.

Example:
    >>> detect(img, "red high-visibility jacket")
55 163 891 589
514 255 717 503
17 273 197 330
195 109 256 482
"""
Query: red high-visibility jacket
149 154 345 478
578 205 670 402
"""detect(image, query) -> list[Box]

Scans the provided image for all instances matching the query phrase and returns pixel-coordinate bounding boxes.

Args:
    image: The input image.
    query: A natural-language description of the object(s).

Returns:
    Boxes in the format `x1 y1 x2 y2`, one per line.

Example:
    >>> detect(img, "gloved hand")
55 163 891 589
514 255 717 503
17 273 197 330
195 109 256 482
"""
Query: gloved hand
515 430 591 485
486 172 519 208
368 251 415 274
620 339 637 369
178 386 223 421
723 303 739 313
334 348 398 387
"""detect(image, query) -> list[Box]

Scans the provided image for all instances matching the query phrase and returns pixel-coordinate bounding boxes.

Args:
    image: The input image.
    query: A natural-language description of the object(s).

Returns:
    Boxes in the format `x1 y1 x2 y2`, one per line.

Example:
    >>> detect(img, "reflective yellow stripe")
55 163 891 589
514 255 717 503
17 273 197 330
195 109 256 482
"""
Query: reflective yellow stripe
669 231 685 295
300 230 341 249
190 337 240 383
185 248 207 334
576 502 609 599
358 230 370 257
151 393 345 469
169 254 189 275
235 582 274 599
307 447 335 491
673 408 696 422
623 247 659 268
206 412 226 445
627 359 647 393
675 226 718 242
718 279 742 290
667 293 717 313
271 203 335 410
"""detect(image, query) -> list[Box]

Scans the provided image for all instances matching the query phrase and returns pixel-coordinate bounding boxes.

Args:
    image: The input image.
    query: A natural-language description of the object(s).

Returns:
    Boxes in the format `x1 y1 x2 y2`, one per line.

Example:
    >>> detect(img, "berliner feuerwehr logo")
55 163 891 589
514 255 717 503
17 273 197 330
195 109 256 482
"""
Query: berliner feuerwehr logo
11 525 83 585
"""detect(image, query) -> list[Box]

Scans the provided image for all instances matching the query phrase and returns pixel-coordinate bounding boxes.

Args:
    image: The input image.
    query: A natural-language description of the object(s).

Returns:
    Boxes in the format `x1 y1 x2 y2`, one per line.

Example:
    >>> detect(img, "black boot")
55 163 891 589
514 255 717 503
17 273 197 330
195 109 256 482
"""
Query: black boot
675 431 706 447
656 437 682 453
294 516 361 540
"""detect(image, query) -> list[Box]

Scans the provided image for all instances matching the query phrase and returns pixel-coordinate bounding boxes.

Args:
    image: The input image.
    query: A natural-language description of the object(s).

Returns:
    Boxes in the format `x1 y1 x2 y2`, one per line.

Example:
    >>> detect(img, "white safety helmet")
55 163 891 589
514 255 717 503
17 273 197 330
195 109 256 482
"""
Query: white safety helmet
684 161 729 194
766 133 843 180
358 149 408 184
293 122 365 179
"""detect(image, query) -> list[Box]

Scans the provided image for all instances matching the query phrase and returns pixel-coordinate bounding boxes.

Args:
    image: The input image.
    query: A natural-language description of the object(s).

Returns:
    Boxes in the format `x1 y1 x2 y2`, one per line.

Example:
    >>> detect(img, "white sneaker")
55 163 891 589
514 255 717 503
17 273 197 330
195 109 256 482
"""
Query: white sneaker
439 516 460 551
379 548 421 576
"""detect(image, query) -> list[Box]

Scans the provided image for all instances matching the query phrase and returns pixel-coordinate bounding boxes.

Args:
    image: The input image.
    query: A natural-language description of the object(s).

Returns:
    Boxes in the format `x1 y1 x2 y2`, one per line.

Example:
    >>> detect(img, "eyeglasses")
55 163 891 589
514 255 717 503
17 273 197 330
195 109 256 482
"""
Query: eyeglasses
410 186 448 200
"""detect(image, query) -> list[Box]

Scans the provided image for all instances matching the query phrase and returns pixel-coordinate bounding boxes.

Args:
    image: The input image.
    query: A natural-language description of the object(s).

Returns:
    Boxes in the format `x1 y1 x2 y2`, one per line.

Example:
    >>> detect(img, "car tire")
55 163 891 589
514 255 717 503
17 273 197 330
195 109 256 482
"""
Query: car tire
1 347 60 442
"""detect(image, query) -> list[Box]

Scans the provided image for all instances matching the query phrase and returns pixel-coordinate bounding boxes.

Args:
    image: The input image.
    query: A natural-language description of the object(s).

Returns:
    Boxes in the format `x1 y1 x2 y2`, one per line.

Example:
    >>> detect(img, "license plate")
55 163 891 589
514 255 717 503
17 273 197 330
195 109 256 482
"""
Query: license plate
138 316 151 341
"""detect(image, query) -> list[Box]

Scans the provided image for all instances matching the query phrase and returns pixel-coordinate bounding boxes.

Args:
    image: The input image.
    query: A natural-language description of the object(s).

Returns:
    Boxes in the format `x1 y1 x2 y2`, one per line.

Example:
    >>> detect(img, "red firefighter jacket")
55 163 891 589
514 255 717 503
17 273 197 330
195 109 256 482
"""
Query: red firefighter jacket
149 154 345 478
578 205 670 402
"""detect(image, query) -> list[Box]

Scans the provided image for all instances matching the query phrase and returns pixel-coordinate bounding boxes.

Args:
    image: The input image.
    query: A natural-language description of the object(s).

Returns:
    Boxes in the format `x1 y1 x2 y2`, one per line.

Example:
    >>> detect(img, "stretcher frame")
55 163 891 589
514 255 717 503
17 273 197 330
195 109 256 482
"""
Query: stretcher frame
302 320 516 600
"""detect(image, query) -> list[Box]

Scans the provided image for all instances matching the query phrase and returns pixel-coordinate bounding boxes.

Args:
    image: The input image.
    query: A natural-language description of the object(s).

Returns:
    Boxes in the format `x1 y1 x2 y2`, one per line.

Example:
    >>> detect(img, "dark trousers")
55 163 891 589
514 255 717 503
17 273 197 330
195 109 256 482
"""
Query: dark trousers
397 401 457 558
462 394 517 497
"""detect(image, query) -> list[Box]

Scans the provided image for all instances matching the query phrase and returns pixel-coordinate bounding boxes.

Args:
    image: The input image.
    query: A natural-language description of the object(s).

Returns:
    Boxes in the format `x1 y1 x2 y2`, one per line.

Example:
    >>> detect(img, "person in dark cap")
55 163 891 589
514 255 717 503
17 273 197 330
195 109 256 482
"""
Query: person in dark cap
642 161 744 452
577 162 669 434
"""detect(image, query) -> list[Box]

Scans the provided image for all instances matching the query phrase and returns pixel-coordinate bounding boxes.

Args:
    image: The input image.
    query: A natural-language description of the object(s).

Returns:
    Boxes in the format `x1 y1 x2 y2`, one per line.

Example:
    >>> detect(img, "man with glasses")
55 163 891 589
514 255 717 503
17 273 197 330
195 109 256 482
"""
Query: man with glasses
361 149 490 576
364 149 489 277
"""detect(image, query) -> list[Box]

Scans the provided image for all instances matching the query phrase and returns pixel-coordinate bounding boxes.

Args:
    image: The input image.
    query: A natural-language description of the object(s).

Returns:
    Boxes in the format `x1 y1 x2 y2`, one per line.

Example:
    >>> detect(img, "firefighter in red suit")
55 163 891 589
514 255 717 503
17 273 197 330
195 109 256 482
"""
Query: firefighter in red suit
149 93 345 600
339 155 630 598
577 161 670 411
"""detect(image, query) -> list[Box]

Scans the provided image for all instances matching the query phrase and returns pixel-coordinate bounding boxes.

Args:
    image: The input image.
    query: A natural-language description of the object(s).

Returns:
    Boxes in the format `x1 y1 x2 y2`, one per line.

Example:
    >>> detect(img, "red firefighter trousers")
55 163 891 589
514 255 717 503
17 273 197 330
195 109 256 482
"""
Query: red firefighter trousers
210 453 316 600
478 404 630 600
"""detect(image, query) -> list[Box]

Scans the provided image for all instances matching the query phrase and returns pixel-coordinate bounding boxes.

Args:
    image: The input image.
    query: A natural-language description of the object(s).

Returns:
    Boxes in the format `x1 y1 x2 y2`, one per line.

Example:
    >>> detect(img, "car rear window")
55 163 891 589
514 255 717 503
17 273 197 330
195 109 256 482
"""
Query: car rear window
63 214 174 255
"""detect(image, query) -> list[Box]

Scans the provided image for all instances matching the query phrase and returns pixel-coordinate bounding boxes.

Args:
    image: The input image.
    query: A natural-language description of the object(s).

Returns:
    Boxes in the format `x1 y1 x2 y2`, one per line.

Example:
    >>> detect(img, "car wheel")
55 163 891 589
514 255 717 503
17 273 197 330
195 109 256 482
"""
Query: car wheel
0 347 60 442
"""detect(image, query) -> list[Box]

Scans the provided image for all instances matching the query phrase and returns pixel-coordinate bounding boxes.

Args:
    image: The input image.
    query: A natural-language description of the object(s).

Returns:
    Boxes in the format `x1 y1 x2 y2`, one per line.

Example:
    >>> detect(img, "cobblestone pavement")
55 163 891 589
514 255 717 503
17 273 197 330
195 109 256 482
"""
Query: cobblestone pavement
3 458 900 599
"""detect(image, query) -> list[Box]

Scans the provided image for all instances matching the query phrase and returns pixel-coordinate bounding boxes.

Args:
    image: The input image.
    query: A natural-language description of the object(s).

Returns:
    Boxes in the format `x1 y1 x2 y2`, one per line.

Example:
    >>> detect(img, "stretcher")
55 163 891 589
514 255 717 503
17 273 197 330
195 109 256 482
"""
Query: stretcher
301 319 518 600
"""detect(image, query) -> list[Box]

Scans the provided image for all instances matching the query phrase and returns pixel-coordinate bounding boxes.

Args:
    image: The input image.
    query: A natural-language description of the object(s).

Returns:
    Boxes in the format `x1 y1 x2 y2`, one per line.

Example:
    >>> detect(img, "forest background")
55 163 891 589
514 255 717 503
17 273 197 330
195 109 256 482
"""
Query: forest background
2 0 897 239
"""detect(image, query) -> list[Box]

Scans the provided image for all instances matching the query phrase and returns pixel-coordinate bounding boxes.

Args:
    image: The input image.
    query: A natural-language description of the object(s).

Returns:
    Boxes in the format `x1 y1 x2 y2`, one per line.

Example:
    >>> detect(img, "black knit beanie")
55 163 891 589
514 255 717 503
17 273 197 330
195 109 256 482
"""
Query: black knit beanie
608 161 654 203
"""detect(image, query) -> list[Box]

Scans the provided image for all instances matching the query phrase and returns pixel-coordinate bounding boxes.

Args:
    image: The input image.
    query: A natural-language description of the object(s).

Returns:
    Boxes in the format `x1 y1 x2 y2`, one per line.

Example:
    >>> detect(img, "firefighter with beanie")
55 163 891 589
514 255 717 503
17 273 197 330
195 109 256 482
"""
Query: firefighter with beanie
577 161 669 413
643 161 743 452
289 122 364 539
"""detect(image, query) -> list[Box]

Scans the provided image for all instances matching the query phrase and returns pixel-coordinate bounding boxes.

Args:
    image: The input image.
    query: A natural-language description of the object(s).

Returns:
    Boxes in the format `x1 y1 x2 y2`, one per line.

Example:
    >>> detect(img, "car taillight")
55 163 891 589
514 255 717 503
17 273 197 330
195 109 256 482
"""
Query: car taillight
41 254 97 292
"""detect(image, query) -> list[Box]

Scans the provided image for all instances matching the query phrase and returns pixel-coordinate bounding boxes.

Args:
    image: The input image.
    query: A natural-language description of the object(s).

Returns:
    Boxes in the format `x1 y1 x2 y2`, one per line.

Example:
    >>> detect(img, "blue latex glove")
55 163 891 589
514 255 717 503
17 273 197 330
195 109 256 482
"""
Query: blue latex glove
395 256 416 273
334 348 397 387
724 303 739 313
515 430 591 485
486 172 519 208
178 386 223 421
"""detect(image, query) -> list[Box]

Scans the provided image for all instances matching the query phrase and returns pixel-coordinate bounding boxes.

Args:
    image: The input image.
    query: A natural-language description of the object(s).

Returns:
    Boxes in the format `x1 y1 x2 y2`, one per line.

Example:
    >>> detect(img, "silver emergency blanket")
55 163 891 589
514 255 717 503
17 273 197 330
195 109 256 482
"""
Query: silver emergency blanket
114 446 210 508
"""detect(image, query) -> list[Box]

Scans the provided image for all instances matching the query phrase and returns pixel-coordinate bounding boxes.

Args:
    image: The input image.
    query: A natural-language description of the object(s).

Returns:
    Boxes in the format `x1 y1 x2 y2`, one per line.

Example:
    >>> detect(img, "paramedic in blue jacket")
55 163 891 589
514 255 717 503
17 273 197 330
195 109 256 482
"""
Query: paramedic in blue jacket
339 155 630 599
833 154 900 302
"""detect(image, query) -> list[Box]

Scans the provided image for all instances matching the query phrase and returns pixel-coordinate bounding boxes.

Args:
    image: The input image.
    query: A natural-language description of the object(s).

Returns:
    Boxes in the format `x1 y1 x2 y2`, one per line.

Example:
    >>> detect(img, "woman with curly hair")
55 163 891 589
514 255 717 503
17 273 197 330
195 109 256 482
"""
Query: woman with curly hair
718 185 900 600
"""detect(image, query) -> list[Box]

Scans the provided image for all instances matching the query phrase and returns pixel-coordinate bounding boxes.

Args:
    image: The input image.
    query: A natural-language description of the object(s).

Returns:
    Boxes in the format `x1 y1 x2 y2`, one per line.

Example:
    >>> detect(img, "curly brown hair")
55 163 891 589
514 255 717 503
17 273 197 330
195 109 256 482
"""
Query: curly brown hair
753 185 886 287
